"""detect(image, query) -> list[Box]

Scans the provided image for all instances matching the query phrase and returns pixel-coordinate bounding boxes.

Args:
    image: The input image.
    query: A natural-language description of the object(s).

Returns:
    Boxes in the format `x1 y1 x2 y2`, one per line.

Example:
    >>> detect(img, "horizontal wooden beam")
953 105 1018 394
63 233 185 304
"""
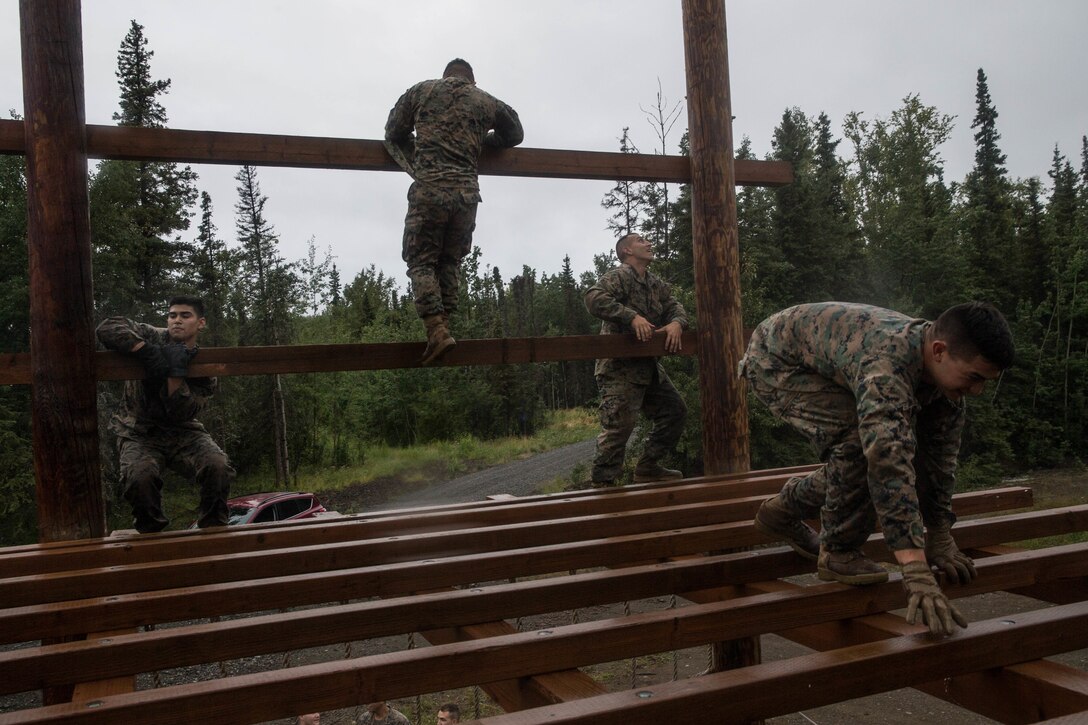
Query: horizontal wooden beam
0 480 1028 580
0 486 1041 610
0 118 793 185
471 602 1088 725
8 550 1087 723
0 330 702 385
5 542 1084 697
0 493 1061 645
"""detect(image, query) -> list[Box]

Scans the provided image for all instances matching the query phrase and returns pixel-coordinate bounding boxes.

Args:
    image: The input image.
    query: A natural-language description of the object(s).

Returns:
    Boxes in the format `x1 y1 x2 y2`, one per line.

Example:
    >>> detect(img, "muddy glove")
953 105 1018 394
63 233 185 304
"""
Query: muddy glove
134 343 170 379
902 560 968 636
161 343 198 378
925 524 977 585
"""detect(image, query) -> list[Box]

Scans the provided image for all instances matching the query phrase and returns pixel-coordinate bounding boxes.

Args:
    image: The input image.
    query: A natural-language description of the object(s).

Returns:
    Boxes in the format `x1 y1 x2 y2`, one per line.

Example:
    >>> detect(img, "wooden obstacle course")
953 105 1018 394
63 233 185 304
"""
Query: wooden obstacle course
1 469 1086 723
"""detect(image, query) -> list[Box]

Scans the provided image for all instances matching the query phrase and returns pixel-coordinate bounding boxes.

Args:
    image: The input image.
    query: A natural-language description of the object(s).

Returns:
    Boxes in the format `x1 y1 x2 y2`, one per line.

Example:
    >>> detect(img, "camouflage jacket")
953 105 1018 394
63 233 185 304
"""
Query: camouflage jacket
585 263 688 383
742 302 964 548
96 317 216 439
384 75 523 193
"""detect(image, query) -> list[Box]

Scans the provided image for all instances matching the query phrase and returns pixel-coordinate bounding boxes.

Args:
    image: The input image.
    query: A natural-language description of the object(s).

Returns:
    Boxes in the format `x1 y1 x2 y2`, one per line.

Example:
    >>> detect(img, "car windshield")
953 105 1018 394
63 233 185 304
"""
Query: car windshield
227 506 253 525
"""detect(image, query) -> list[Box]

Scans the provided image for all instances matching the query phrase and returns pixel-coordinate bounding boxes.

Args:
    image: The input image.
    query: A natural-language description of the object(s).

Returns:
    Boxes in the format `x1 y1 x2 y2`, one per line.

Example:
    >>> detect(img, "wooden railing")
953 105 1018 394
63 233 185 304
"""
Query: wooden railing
0 330 701 385
0 118 792 185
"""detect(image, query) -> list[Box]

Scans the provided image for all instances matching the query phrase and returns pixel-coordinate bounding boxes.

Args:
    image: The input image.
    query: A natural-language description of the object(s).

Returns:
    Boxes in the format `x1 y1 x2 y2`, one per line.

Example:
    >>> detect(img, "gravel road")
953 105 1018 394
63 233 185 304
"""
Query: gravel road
376 439 596 509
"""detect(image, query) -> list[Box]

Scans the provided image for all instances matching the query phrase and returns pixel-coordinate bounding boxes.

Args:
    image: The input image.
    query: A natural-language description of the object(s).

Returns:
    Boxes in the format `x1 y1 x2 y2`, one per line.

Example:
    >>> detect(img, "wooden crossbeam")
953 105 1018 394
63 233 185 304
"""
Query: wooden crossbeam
0 118 793 186
5 549 1086 724
0 331 702 386
4 541 1085 698
0 486 1041 610
0 467 809 577
0 493 1067 648
472 602 1088 725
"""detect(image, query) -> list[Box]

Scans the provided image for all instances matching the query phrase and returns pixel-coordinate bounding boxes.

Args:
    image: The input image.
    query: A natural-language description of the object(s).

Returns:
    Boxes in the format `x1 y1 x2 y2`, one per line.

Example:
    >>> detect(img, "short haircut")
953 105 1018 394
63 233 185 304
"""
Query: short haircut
168 295 206 318
615 232 639 260
443 58 474 82
933 301 1014 369
438 703 461 721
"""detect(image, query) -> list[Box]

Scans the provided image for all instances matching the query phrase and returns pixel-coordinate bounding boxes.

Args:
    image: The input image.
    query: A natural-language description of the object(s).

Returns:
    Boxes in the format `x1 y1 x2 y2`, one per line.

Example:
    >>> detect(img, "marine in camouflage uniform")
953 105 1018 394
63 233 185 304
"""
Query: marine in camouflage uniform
740 301 1013 635
585 233 688 484
740 302 963 554
97 304 234 533
385 58 523 364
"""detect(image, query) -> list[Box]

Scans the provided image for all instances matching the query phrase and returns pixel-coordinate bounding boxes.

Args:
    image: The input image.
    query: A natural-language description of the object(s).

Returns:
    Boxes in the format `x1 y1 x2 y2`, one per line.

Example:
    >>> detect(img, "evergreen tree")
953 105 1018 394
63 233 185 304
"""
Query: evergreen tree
234 164 300 485
0 131 34 545
601 128 644 236
844 95 961 316
960 68 1016 310
90 20 198 316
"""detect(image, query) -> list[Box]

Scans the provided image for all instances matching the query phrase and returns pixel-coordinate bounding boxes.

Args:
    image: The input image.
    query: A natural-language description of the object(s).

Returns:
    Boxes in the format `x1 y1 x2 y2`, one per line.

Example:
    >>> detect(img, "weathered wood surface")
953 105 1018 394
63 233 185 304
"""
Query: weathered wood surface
0 330 704 385
19 0 103 543
683 0 748 478
471 603 1088 725
4 547 1086 723
0 466 1083 722
0 118 793 186
4 538 1084 697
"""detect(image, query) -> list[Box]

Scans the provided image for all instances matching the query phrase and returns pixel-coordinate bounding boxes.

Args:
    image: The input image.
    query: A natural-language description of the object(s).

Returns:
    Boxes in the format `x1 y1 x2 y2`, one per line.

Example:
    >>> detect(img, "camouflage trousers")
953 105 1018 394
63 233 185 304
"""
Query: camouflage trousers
741 356 877 551
401 182 480 319
591 368 687 483
118 428 235 533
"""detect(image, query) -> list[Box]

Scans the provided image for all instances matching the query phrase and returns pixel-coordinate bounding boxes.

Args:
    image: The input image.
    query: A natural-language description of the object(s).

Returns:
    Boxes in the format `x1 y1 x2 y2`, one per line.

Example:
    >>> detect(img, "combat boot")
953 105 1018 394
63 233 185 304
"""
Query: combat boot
632 461 684 483
817 547 889 585
753 494 820 561
420 314 456 366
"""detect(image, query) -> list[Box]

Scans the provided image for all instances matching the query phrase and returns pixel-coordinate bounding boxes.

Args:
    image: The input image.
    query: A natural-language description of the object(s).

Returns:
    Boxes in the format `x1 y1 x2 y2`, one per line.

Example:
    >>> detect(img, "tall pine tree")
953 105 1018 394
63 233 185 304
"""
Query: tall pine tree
90 20 198 316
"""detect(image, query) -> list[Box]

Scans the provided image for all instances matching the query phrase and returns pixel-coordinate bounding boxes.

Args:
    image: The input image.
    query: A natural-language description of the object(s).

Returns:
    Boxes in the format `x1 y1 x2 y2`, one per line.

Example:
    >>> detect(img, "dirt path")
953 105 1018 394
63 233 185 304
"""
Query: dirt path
375 439 596 509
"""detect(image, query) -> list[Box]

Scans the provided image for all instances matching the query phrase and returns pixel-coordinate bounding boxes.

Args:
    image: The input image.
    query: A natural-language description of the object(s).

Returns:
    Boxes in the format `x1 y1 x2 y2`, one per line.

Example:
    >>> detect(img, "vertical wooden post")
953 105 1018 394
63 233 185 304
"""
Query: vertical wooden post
682 0 750 477
21 0 104 543
682 0 760 686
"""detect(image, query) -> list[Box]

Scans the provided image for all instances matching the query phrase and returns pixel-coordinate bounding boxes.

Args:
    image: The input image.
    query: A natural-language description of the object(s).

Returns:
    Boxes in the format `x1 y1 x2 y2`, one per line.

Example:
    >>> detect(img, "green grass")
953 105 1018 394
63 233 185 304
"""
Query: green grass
236 408 598 494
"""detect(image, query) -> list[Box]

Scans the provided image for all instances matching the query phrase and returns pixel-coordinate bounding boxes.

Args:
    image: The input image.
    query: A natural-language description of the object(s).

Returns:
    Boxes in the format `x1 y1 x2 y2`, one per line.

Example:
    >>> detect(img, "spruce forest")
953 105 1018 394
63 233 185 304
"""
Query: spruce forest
1 21 1086 544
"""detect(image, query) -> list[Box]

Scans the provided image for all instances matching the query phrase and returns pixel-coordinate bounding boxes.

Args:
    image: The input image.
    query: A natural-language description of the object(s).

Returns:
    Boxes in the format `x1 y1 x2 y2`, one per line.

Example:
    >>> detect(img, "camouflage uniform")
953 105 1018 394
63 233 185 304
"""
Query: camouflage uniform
385 75 523 319
739 302 964 552
585 263 689 482
96 317 235 533
356 707 410 725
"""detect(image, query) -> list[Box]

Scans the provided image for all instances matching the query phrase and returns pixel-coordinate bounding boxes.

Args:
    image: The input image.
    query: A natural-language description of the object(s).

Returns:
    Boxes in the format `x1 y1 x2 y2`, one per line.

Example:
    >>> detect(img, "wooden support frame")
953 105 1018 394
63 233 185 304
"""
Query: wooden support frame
0 475 1084 723
5 1 1088 722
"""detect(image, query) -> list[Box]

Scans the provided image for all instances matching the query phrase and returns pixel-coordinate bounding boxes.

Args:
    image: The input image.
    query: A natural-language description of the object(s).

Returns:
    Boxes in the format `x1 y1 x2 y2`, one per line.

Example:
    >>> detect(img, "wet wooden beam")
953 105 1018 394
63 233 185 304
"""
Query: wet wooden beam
5 543 1084 697
471 603 1088 725
1 330 702 385
0 494 1066 647
0 118 793 186
8 553 1087 724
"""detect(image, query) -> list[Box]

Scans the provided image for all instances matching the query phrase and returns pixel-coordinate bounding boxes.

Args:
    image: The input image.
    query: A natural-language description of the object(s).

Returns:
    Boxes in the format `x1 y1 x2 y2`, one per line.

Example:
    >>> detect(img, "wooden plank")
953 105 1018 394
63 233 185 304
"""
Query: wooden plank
0 468 811 576
0 495 1066 649
0 497 773 607
0 330 701 385
0 487 1044 609
6 555 1087 724
469 603 1088 725
702 575 1088 724
0 464 821 561
68 631 136 701
0 118 794 187
5 542 1084 697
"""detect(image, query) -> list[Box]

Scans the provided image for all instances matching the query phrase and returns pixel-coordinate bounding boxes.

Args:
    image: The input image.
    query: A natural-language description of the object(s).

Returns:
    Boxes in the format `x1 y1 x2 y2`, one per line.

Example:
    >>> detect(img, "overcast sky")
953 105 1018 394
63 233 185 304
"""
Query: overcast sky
3 1 1087 294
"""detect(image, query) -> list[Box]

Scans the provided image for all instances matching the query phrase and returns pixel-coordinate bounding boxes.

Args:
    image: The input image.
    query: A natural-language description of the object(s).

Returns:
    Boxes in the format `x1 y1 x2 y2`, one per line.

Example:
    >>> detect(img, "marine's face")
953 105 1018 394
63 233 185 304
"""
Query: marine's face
928 344 1003 401
622 234 654 263
166 305 205 345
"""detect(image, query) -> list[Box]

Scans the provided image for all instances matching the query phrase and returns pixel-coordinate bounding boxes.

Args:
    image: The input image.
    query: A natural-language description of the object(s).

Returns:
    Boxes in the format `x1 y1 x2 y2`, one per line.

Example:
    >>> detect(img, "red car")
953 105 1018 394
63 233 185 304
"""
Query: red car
223 491 326 526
